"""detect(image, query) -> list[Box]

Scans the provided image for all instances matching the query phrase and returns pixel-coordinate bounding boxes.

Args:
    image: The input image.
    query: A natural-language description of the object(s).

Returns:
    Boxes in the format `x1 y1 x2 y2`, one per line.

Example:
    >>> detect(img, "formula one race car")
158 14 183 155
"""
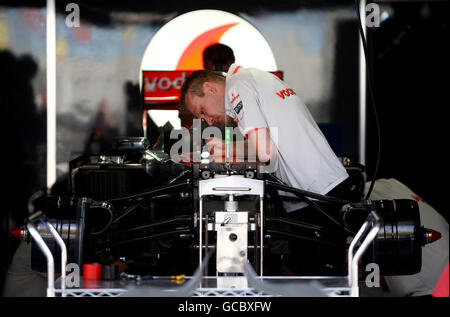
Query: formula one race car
15 135 441 286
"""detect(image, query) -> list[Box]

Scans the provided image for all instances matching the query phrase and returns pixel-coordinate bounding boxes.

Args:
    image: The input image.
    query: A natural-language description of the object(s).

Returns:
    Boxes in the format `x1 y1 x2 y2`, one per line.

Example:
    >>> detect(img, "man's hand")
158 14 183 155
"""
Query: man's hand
205 137 225 162
205 133 272 164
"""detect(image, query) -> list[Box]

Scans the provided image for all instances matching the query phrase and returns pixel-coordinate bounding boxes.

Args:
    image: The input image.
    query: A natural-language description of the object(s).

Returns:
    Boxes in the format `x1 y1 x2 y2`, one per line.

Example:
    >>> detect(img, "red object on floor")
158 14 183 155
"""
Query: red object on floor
432 263 449 297
83 263 102 280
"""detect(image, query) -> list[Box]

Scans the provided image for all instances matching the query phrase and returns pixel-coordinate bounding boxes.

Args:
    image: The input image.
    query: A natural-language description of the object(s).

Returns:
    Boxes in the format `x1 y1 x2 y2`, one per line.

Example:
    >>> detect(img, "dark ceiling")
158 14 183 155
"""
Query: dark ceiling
0 0 360 26
1 0 445 26
1 0 352 12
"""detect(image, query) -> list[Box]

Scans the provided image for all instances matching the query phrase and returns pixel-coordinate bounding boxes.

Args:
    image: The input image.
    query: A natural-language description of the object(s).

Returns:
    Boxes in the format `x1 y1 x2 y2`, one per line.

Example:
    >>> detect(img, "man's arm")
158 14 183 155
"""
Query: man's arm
245 127 277 164
205 137 248 162
206 127 277 164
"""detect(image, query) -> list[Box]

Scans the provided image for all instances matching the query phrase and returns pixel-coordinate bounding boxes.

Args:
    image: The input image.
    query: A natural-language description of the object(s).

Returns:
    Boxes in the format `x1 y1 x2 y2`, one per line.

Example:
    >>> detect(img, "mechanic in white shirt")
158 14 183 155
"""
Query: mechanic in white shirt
180 64 351 210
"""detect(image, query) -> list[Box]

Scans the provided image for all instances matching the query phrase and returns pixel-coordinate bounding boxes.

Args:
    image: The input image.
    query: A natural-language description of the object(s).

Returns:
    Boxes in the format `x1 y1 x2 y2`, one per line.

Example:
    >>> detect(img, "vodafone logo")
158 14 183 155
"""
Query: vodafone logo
140 9 277 82
176 22 238 70
276 88 297 99
142 70 195 104
139 10 278 129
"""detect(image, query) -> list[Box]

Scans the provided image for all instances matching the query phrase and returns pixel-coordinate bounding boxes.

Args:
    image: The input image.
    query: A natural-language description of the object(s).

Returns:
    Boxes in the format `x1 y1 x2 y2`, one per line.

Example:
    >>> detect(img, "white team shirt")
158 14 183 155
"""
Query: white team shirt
224 64 348 210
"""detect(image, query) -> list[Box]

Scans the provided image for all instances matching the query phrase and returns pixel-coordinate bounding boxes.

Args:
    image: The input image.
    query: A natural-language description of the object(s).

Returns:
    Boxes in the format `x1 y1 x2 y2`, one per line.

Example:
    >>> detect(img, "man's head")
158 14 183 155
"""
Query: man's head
203 43 235 72
180 70 226 126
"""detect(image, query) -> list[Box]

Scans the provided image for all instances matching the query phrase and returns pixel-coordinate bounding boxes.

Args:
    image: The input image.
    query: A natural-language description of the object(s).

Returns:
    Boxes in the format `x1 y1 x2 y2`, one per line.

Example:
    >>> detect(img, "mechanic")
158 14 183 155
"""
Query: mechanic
203 43 235 72
178 43 236 130
180 64 353 210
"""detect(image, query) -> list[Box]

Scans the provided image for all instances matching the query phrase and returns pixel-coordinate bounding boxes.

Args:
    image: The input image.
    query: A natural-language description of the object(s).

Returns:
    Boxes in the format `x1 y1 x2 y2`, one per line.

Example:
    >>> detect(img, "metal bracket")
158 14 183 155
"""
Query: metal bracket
198 175 264 276
347 208 381 297
27 211 68 297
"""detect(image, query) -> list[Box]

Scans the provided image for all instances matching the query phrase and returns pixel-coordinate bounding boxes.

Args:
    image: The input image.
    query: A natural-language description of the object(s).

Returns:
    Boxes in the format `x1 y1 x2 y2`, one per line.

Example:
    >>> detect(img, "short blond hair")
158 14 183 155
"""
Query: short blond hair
179 70 225 112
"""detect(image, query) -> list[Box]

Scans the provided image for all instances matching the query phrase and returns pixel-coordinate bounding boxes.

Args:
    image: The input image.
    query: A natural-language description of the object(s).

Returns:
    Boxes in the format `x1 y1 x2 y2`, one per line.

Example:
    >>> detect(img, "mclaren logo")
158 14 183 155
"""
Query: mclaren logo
231 93 240 104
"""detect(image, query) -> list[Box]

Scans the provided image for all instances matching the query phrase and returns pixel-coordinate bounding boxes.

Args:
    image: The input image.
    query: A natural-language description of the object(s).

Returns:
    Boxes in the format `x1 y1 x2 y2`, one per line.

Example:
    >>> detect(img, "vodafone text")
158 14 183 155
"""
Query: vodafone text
276 88 296 99
144 72 186 92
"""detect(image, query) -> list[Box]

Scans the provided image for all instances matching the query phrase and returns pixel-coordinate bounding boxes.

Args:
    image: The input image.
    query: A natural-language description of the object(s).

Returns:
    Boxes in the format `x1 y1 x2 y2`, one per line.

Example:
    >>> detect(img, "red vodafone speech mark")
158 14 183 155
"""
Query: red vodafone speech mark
176 23 238 70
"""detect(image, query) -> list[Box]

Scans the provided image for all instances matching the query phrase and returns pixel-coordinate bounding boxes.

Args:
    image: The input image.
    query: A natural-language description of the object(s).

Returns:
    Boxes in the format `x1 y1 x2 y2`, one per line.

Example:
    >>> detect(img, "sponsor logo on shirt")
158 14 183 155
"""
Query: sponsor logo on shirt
231 93 240 104
234 101 243 114
276 88 296 99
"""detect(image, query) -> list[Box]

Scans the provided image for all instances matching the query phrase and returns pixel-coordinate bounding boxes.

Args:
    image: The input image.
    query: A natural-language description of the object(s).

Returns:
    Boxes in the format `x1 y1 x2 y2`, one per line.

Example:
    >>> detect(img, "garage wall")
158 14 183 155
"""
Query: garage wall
0 4 359 178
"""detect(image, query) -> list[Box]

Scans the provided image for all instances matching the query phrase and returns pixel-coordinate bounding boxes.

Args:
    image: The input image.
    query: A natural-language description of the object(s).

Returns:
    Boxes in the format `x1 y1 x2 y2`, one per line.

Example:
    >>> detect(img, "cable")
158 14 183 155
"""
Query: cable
27 190 45 215
107 181 190 203
355 0 381 200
